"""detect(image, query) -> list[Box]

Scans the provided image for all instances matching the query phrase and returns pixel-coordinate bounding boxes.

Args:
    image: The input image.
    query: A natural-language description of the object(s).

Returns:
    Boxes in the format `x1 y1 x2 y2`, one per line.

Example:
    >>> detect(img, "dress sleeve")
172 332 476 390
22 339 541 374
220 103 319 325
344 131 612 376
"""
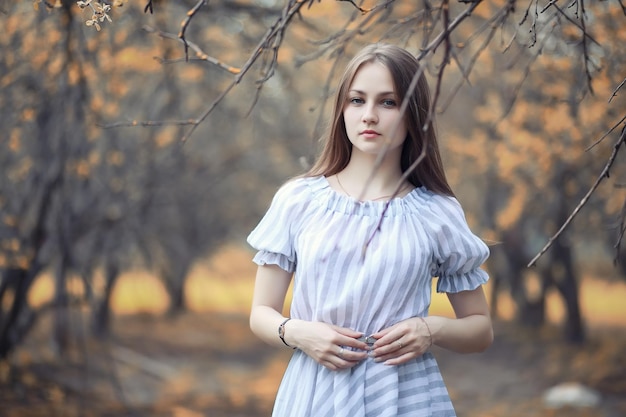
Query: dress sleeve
427 195 490 293
246 179 309 273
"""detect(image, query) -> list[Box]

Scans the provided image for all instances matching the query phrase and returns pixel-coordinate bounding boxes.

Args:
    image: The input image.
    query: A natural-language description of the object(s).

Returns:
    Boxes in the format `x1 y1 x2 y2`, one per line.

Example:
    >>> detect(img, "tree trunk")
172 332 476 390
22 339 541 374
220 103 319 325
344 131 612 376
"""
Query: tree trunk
0 266 40 359
53 255 71 356
164 261 191 316
92 262 119 337
552 239 585 343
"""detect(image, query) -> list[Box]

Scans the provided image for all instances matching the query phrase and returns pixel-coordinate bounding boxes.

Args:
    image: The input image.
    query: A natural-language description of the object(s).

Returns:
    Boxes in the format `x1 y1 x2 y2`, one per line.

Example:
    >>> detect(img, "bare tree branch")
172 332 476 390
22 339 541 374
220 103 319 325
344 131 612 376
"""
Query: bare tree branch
497 15 558 123
570 0 594 94
586 114 626 151
542 0 601 47
144 0 154 14
179 0 208 62
438 1 517 112
528 125 626 267
338 0 396 14
143 25 241 74
178 0 308 143
609 77 626 104
613 198 626 265
103 1 308 139
99 119 199 129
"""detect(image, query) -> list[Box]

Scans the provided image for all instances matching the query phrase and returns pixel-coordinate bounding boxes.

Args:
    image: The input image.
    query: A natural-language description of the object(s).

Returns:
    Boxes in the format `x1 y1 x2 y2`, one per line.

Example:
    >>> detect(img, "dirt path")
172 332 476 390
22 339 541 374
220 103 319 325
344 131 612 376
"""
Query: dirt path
2 312 625 417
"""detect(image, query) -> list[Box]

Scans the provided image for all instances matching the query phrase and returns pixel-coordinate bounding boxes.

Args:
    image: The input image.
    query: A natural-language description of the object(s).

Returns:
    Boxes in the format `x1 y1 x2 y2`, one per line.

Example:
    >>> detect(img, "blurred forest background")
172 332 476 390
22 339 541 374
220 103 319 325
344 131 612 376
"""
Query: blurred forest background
1 0 625 416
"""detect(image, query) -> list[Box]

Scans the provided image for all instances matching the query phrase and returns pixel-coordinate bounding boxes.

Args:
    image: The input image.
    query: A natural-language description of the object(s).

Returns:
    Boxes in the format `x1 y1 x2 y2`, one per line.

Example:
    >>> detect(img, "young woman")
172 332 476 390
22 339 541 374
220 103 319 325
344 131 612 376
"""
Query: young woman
248 43 493 417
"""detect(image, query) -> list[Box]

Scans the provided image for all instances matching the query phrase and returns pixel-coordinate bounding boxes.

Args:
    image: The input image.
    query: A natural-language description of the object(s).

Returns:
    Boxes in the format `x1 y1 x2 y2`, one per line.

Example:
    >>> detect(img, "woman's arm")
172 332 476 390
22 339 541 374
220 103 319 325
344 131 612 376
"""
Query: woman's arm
431 286 493 353
371 286 493 365
249 264 369 369
249 264 294 348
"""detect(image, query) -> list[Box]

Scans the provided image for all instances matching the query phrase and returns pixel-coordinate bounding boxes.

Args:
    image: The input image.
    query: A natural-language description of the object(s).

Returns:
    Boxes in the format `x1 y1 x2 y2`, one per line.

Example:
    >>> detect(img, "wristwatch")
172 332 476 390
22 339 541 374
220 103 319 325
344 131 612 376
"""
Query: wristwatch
278 318 296 349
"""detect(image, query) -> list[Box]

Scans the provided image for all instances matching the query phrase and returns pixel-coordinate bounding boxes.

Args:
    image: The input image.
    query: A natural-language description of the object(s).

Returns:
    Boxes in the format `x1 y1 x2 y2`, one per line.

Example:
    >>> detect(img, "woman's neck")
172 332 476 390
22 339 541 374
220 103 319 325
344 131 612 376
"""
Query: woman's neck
335 153 411 201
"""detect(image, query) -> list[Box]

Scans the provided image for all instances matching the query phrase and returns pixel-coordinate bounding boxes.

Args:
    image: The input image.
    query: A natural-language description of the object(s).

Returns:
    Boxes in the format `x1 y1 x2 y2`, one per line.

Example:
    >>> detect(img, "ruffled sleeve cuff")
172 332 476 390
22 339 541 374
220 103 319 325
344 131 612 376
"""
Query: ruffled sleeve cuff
252 250 296 273
436 268 489 293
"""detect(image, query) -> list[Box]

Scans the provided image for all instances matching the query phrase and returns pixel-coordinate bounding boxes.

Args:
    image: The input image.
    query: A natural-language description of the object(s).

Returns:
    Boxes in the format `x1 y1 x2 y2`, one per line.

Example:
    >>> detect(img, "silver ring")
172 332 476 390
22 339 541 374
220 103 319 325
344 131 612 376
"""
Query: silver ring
338 347 344 358
397 341 403 349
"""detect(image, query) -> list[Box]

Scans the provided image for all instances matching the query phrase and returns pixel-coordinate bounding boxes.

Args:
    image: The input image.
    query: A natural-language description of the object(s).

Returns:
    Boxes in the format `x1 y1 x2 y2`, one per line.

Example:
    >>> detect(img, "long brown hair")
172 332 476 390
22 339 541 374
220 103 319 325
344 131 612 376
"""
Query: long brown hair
306 43 454 196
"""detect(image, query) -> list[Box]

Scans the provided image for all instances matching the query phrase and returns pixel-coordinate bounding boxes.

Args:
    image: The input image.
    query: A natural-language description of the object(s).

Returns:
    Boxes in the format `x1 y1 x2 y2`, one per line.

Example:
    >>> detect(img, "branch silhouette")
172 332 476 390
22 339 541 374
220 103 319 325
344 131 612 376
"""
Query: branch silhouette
528 123 626 267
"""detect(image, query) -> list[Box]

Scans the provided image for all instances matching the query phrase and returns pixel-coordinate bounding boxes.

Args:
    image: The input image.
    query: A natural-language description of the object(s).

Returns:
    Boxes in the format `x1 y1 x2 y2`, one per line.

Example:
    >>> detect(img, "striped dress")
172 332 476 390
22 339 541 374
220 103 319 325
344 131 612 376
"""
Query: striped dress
247 175 490 417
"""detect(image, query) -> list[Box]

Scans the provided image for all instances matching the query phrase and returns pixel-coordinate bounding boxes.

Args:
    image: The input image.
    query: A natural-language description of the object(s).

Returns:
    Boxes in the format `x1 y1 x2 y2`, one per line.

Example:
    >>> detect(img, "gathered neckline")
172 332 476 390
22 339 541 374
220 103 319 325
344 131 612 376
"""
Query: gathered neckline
302 175 430 217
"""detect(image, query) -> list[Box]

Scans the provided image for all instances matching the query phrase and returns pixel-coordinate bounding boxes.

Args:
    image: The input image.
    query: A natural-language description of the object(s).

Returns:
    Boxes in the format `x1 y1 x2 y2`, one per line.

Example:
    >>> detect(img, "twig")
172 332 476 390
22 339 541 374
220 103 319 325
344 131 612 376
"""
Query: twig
416 0 483 61
144 0 154 14
613 199 626 265
518 0 534 26
439 1 517 112
144 25 241 74
423 0 450 130
179 0 208 62
542 0 601 47
105 0 307 140
575 0 594 94
497 16 557 123
337 0 394 13
585 114 626 151
609 77 626 104
528 125 626 267
178 0 308 143
527 0 540 47
99 119 198 129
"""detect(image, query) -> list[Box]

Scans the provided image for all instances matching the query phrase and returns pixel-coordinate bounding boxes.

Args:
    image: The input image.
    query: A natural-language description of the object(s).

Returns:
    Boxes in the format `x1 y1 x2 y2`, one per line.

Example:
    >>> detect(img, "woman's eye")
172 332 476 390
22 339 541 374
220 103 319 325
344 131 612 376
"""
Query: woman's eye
382 99 397 107
349 97 364 104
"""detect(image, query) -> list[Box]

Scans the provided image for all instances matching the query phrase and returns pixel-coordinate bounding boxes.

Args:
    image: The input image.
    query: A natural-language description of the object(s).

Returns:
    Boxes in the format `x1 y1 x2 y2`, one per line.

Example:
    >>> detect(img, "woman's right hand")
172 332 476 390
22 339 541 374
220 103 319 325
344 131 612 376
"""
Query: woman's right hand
286 320 369 371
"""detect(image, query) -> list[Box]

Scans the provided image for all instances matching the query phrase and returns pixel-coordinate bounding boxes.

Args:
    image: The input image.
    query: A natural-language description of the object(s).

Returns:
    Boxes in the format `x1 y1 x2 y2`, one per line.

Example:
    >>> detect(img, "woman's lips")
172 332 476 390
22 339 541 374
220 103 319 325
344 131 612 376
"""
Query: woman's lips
361 130 380 138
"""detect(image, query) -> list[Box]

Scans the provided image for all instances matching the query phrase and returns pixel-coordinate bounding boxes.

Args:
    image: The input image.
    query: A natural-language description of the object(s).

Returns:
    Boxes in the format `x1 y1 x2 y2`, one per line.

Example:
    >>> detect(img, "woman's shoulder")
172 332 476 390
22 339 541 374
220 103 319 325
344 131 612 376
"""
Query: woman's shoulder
405 186 454 208
407 188 467 222
423 190 461 210
276 175 323 195
270 175 325 205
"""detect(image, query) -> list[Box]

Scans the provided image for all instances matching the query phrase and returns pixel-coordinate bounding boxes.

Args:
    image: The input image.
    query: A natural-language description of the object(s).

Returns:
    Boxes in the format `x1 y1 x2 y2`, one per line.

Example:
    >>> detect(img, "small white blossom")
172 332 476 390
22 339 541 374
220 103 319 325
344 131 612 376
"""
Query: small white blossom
77 0 114 31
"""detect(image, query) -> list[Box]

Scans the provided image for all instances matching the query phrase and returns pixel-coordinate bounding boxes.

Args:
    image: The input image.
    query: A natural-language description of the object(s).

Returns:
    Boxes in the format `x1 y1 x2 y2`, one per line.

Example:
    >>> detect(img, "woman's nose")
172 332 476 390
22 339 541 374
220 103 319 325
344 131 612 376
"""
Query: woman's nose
362 104 378 124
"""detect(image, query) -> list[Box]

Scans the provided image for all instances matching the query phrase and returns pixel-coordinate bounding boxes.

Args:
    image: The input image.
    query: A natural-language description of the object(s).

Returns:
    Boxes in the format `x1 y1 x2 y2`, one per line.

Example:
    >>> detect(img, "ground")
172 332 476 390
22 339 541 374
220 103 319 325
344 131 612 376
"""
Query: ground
1 311 625 417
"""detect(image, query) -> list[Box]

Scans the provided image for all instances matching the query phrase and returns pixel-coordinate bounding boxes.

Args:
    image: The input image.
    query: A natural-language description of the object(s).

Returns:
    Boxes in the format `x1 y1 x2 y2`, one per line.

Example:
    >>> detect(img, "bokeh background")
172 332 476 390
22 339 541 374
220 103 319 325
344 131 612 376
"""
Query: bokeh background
1 1 625 416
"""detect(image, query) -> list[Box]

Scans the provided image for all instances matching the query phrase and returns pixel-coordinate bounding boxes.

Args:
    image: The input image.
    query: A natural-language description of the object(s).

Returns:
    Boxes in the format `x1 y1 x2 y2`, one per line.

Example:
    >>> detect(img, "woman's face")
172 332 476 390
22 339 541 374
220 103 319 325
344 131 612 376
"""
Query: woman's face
343 61 407 159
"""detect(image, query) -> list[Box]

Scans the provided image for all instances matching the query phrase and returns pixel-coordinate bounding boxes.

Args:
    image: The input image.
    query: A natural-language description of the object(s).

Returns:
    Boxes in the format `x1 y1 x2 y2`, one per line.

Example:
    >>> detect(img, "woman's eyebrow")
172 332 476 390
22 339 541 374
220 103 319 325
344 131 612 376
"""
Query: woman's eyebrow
349 89 396 96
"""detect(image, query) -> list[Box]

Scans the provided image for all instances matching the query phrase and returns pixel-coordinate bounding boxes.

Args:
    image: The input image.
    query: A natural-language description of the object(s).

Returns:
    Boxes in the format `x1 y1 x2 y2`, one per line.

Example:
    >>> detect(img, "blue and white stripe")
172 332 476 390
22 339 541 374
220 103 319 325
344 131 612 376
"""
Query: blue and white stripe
248 176 489 417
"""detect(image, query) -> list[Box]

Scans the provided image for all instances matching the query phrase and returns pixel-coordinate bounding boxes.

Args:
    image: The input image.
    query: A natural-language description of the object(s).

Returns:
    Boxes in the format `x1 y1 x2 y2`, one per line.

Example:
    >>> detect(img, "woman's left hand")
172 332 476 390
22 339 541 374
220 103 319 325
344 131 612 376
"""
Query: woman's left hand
369 317 432 365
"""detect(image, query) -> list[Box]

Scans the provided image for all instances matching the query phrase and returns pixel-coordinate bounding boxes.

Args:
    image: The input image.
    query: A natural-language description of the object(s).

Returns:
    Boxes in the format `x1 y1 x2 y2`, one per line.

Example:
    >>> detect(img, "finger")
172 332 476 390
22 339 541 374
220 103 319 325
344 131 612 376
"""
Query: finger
334 344 367 361
322 349 361 371
382 352 413 366
371 332 402 349
338 336 370 351
330 324 365 338
339 347 368 362
322 360 340 371
370 327 392 341
371 337 407 360
373 344 413 363
323 359 359 371
326 331 370 351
